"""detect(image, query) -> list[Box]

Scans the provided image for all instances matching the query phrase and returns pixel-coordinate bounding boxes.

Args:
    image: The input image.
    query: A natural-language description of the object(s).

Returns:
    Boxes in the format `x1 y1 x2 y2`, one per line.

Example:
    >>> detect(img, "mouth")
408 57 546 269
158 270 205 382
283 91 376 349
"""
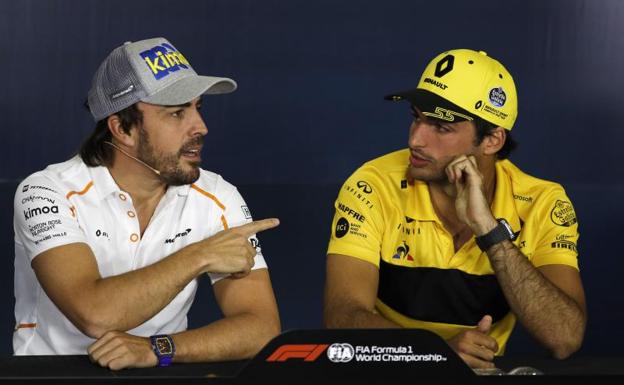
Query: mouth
180 146 202 161
409 151 431 167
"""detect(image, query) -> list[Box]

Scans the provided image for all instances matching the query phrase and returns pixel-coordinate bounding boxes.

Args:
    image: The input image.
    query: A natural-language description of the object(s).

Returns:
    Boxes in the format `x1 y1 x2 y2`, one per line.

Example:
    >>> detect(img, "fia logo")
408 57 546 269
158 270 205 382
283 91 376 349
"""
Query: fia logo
327 343 355 363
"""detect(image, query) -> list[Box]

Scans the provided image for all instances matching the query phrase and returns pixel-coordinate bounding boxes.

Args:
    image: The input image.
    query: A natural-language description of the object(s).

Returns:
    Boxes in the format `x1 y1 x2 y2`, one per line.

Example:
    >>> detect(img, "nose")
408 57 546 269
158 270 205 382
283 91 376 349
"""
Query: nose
408 120 427 148
190 107 208 137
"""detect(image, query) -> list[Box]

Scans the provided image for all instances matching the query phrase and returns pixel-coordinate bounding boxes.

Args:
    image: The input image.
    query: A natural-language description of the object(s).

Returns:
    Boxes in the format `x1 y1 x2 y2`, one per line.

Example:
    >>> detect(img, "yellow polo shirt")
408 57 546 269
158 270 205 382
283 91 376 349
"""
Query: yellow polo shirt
327 149 579 354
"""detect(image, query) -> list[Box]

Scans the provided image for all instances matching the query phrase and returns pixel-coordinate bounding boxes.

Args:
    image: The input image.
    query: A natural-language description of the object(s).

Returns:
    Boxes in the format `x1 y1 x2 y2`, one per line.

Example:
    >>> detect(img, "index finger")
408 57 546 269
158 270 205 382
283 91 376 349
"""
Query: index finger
470 331 499 353
233 218 280 236
467 155 479 169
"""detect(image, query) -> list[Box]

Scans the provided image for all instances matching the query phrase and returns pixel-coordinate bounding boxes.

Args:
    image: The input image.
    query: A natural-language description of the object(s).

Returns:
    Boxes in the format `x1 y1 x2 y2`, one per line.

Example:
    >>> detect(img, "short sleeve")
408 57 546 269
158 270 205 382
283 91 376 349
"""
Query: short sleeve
530 188 580 270
14 175 88 262
326 167 385 267
206 185 267 284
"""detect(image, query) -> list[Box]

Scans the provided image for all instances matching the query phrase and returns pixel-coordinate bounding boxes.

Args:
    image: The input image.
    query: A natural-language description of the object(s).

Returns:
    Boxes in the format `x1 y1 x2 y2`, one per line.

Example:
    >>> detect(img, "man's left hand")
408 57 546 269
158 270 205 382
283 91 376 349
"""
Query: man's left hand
445 155 497 236
88 331 158 370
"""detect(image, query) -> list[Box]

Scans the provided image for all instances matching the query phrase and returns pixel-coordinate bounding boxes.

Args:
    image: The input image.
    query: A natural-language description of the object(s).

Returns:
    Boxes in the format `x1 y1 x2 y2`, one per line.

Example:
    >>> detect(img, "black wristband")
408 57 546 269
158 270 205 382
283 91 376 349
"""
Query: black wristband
475 218 516 251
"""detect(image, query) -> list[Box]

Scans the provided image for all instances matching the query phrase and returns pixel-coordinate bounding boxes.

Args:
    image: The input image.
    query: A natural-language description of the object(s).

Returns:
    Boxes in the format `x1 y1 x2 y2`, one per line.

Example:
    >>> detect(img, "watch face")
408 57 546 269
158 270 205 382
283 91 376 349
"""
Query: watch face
499 219 516 240
155 337 173 355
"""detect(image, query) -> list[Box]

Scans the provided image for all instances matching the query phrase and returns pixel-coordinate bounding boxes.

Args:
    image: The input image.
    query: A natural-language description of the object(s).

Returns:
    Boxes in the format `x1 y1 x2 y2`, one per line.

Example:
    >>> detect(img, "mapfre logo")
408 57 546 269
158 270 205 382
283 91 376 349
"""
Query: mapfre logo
266 344 329 362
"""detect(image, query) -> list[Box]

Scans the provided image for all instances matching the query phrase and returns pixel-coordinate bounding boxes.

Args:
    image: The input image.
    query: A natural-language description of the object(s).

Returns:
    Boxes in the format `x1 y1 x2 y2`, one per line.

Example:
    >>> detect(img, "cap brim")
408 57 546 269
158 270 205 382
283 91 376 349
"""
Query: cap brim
142 75 237 106
384 88 476 123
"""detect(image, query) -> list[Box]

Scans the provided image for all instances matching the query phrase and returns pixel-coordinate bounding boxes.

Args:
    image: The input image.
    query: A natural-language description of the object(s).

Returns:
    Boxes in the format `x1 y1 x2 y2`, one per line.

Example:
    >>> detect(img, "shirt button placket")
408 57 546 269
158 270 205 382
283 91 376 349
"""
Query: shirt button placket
118 193 140 252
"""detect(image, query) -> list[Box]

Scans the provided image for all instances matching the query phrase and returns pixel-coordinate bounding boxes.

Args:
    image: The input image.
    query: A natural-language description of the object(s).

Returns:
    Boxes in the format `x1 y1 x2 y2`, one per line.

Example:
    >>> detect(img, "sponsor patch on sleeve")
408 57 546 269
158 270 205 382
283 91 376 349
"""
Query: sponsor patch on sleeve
241 205 252 219
334 217 367 239
550 200 577 227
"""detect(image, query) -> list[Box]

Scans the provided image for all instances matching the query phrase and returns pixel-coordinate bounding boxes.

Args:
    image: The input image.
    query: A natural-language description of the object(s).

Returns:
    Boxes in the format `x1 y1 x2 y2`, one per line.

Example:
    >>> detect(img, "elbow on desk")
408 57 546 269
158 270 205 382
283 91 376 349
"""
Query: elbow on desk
551 340 582 360
74 318 112 340
69 308 122 340
549 330 585 360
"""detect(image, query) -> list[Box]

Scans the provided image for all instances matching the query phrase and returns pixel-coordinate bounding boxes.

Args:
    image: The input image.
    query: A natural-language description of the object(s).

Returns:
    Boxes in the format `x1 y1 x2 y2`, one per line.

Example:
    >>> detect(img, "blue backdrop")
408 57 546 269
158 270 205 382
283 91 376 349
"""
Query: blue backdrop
1 0 622 356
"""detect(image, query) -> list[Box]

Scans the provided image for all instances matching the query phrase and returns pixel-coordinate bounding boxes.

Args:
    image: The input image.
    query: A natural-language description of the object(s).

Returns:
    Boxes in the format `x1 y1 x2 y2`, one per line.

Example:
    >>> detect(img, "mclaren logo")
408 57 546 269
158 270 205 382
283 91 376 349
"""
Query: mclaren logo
165 228 192 244
423 107 473 122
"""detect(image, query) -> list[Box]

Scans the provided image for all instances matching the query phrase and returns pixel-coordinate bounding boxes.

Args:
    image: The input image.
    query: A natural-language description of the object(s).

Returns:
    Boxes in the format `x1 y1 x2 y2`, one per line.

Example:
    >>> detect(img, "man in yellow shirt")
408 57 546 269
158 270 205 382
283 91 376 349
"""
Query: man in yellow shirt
324 49 586 369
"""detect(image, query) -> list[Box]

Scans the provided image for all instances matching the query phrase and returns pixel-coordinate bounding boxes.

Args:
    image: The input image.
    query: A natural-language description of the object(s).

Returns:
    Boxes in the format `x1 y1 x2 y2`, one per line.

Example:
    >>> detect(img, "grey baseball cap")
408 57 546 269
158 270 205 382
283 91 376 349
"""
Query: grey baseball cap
87 37 237 121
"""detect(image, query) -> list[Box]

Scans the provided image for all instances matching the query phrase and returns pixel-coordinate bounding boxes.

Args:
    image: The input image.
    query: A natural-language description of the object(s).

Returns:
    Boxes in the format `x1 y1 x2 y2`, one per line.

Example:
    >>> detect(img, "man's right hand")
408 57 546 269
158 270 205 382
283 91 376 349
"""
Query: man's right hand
192 218 280 277
447 315 499 369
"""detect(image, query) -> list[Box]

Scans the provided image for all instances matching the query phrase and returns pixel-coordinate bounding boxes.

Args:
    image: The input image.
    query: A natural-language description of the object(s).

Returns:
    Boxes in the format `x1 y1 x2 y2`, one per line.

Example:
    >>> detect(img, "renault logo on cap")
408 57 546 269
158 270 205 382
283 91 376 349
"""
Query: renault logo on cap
434 54 454 78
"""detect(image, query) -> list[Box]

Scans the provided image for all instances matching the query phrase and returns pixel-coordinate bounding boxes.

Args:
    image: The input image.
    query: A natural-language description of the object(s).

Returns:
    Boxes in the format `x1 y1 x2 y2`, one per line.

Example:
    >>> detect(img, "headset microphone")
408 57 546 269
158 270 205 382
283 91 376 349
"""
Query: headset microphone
104 141 161 176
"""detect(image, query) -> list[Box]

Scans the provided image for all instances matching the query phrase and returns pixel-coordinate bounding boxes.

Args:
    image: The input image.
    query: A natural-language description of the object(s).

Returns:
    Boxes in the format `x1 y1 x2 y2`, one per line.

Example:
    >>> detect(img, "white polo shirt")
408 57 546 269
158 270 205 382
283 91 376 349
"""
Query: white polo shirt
13 155 267 355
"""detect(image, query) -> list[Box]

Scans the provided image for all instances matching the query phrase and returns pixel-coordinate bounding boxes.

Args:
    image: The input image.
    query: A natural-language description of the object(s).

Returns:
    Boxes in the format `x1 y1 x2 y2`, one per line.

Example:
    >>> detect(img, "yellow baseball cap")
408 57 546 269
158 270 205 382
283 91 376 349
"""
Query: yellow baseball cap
384 49 517 130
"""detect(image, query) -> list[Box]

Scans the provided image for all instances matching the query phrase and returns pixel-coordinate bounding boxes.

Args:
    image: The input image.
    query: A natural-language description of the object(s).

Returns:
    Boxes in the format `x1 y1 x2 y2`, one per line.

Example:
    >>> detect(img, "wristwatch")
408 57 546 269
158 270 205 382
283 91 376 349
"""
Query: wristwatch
475 218 517 251
149 334 175 367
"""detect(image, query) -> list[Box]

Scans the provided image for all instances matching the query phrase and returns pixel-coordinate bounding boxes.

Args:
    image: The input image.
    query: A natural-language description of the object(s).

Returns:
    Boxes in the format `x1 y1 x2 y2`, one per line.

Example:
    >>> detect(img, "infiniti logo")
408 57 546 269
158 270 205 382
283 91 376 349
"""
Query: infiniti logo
356 180 372 194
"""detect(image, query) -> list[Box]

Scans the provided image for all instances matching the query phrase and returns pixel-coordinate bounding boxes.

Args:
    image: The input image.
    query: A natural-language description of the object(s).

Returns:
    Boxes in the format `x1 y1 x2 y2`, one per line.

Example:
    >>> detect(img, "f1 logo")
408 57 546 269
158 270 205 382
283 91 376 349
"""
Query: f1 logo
266 344 329 362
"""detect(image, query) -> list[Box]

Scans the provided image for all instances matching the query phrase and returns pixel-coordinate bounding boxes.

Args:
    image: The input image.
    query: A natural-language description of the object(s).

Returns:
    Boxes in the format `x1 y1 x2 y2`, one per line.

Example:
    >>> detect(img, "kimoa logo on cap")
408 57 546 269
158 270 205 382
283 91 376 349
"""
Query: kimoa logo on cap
140 43 190 80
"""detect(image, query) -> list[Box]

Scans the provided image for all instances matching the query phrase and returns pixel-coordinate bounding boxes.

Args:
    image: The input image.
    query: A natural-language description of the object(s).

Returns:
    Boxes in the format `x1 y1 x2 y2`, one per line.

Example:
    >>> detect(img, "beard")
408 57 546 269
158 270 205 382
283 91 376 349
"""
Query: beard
407 152 449 184
407 152 466 184
136 127 202 186
408 165 447 184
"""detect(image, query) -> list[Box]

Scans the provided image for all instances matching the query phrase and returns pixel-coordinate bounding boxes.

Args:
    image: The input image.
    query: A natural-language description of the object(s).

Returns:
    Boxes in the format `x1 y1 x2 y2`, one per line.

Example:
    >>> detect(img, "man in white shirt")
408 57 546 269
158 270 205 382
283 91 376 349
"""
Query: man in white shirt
13 37 281 370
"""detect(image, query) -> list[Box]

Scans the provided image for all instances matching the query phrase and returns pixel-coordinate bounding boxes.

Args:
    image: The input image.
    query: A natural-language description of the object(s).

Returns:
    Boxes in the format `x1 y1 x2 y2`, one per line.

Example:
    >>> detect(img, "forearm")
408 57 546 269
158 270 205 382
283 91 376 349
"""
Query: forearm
324 304 401 329
171 311 281 362
487 240 586 358
77 245 205 337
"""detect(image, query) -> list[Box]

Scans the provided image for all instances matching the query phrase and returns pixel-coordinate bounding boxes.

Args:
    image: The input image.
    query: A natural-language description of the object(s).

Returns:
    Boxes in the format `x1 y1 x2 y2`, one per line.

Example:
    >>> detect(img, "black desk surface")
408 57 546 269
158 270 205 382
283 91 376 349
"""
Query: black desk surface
2 329 622 384
1 355 622 385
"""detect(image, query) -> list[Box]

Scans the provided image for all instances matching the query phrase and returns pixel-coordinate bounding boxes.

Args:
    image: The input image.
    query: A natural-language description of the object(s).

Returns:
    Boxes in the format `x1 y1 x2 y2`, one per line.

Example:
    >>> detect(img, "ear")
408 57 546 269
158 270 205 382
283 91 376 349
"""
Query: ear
480 127 506 156
107 115 137 148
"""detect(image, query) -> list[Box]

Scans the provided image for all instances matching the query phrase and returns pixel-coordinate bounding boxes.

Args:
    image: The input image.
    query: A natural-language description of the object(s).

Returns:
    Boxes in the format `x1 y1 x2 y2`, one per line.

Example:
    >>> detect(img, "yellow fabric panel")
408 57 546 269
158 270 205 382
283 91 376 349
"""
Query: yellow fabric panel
376 299 516 355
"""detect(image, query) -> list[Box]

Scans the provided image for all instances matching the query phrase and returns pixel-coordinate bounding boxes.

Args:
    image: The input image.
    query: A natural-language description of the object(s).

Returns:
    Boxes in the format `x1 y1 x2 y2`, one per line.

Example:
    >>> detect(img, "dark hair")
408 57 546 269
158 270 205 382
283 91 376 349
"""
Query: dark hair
79 104 143 167
473 117 517 159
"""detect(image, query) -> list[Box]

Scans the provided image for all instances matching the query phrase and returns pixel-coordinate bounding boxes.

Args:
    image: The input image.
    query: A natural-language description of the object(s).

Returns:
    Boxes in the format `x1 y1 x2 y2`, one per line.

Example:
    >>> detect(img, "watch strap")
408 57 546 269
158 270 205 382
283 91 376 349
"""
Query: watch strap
475 218 516 251
150 334 175 367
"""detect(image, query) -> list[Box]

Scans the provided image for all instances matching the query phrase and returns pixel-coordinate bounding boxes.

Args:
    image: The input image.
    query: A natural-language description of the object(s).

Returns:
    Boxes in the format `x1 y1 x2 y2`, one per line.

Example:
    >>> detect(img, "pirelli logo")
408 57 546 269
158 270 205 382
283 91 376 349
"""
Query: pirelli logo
266 344 329 362
551 240 577 253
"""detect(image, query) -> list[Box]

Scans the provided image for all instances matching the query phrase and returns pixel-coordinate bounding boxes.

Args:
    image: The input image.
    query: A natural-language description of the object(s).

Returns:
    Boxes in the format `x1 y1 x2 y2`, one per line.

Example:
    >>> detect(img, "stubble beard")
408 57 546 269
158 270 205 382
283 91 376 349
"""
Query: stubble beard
137 127 201 186
408 161 448 184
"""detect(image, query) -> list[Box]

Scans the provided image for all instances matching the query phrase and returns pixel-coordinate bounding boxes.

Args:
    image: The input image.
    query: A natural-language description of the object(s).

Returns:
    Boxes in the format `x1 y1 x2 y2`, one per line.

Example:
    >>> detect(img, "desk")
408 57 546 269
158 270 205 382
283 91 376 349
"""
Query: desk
3 329 623 384
0 355 623 384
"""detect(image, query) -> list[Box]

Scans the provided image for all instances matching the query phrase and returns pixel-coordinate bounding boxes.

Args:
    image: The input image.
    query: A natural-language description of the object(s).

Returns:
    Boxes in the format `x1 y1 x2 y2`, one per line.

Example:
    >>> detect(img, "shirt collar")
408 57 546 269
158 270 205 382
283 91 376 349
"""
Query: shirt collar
407 179 438 221
491 159 522 233
89 165 120 201
88 165 192 200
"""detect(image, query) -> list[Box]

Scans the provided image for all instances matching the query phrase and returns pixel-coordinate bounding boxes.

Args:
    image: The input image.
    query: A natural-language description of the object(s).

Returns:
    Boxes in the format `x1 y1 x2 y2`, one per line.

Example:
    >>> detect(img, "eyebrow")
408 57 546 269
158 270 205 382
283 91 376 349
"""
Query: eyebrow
162 102 192 109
